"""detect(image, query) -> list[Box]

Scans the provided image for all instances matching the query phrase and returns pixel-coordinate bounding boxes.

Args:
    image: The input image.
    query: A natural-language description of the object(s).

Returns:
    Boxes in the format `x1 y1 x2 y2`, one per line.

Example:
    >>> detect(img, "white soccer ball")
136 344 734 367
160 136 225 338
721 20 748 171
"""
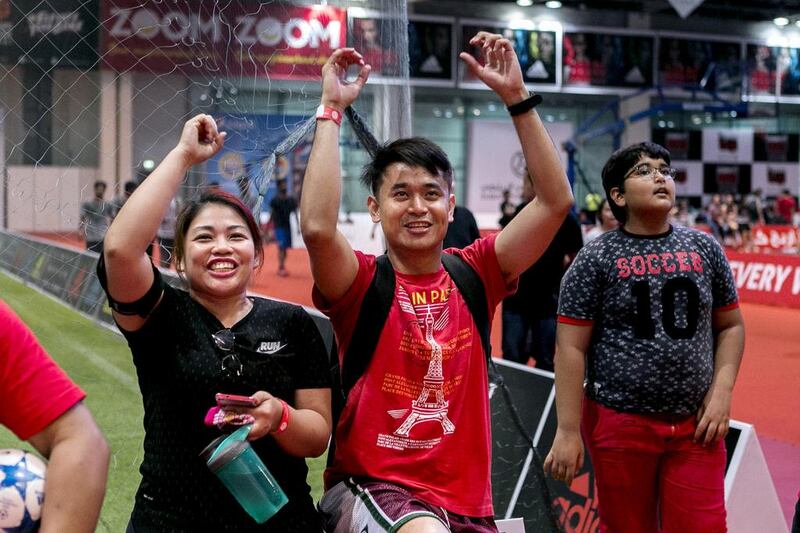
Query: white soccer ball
0 449 46 533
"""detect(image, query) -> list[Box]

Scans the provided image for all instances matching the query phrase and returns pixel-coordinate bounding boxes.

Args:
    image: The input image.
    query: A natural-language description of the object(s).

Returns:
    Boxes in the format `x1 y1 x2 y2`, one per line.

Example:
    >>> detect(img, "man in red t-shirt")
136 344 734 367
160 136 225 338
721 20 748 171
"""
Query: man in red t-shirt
301 32 573 531
777 188 798 225
1 299 109 532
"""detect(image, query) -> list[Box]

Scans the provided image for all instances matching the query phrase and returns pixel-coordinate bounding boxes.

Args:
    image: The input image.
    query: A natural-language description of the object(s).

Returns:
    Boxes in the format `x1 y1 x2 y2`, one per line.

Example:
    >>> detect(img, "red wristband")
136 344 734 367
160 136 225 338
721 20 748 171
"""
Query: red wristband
315 104 342 126
272 399 290 435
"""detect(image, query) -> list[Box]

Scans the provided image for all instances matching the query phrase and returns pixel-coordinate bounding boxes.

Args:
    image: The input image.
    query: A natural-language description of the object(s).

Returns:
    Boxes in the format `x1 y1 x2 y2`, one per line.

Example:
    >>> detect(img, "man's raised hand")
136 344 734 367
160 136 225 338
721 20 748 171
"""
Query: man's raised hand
459 32 528 107
321 48 372 112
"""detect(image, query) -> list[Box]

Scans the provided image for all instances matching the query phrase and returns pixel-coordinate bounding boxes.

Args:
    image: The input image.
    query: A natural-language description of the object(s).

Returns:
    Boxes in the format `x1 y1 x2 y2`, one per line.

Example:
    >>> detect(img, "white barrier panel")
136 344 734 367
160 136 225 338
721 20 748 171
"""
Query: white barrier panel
725 421 789 533
496 517 525 533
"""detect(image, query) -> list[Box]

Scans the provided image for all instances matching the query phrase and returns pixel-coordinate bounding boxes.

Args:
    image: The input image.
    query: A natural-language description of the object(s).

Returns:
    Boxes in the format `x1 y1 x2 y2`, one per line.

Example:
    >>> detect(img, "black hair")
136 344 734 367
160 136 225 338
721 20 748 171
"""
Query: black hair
360 137 453 196
601 142 671 223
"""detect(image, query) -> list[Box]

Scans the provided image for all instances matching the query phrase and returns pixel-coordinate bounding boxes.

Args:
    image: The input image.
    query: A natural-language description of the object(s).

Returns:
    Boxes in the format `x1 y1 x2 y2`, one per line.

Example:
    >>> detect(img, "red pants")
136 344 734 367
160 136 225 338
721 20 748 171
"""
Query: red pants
582 398 727 533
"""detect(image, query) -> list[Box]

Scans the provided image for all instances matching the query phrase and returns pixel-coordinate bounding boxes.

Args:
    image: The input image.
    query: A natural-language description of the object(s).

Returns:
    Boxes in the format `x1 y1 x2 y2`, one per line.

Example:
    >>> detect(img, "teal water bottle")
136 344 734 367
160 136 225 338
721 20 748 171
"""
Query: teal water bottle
202 425 288 523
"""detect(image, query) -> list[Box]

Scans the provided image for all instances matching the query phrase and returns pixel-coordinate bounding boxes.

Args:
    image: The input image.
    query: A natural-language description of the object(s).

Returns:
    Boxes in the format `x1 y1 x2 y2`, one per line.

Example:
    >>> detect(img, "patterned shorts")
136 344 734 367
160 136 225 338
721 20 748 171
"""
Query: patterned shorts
318 477 498 533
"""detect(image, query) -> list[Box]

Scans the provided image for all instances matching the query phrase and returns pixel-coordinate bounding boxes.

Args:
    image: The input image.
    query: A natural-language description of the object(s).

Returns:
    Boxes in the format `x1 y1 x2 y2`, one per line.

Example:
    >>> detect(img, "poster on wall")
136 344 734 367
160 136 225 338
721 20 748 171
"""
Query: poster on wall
701 128 753 162
745 44 800 96
753 132 800 162
460 23 558 86
349 16 402 77
751 164 800 197
102 2 345 79
408 17 454 82
205 114 312 207
776 47 800 95
657 36 741 91
703 164 752 194
652 129 703 160
465 119 572 214
562 31 654 88
746 44 777 96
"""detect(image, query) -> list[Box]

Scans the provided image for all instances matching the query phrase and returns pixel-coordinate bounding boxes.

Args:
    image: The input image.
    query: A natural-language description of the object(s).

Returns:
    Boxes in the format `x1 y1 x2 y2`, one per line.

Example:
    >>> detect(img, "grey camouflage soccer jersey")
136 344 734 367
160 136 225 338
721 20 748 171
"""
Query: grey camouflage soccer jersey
558 226 739 415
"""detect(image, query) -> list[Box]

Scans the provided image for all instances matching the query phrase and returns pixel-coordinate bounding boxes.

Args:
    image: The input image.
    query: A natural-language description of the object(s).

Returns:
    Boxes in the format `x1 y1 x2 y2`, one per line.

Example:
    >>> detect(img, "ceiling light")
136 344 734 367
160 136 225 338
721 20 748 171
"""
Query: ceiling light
516 0 533 6
774 17 790 26
545 1 562 8
795 20 800 28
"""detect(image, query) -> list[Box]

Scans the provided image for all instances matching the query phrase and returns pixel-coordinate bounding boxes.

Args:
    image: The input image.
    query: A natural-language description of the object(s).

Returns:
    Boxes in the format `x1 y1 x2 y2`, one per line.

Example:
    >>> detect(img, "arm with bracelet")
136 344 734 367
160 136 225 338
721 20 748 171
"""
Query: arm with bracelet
300 48 371 304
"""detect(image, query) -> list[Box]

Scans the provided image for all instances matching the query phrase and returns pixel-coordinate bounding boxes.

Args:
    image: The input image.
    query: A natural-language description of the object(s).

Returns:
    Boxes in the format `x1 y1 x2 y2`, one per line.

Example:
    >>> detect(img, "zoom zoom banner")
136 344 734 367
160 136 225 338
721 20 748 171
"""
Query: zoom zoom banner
101 2 346 79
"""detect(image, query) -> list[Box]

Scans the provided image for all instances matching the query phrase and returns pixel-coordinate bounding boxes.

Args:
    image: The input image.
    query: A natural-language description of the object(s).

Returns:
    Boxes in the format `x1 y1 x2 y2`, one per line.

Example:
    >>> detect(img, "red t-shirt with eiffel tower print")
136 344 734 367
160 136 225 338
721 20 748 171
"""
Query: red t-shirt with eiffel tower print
314 233 514 517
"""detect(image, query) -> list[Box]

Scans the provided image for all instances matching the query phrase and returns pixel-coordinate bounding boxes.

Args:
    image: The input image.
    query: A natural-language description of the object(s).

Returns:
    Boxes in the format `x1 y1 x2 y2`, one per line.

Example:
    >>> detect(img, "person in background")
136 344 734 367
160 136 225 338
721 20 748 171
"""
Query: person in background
113 181 138 216
777 188 798 225
269 179 298 277
443 204 481 249
156 197 179 269
502 171 582 371
498 188 516 228
1 298 109 533
744 188 765 226
584 199 618 243
79 180 114 254
99 114 331 532
546 141 744 533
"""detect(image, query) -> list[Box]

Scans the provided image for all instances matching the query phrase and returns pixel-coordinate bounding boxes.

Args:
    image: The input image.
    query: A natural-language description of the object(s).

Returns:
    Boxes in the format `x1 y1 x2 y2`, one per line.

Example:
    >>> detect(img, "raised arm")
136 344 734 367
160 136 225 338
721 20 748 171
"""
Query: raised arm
460 32 573 282
28 403 109 533
102 115 226 331
300 48 370 303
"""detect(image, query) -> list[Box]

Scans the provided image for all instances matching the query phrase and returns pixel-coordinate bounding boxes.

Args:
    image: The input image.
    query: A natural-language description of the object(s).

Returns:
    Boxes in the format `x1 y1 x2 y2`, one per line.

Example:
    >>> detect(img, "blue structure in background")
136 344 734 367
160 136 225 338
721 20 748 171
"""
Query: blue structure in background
205 113 307 211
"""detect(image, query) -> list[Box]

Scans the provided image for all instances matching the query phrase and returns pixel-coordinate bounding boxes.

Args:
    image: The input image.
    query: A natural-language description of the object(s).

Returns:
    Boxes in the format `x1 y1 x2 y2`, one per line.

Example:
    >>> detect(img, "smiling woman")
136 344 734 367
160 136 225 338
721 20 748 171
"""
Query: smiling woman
97 114 332 532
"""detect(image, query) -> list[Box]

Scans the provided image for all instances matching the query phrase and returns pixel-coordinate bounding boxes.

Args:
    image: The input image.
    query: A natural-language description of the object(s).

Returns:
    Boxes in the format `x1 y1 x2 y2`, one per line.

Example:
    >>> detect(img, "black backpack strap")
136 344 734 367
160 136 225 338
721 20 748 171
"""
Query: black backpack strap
441 253 492 365
340 254 396 395
328 255 395 466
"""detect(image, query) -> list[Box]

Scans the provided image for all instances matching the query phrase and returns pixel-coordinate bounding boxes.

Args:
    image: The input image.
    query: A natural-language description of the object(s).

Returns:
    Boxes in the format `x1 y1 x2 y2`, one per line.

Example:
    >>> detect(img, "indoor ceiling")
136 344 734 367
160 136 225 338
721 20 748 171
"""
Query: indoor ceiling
477 0 800 24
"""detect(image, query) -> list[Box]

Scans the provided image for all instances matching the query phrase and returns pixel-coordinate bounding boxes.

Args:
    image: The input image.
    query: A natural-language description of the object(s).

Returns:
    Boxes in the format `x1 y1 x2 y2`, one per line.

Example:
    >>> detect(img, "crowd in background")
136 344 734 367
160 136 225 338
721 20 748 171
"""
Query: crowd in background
577 189 799 253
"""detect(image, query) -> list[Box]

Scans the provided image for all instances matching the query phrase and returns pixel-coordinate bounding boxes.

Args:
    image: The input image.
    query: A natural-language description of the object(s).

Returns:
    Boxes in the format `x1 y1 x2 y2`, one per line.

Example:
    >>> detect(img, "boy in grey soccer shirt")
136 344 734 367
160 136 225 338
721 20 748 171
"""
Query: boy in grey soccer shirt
544 142 745 533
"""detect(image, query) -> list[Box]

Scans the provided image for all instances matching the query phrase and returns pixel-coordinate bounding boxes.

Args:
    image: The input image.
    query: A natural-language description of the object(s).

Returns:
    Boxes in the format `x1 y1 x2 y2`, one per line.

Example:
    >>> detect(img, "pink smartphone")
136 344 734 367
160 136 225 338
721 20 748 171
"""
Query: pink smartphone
215 393 258 407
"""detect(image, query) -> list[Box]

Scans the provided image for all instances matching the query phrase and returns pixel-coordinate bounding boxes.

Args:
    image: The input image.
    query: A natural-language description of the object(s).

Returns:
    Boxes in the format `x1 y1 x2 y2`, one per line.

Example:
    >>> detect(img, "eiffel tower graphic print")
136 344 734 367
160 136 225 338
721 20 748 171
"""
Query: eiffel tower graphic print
394 300 455 437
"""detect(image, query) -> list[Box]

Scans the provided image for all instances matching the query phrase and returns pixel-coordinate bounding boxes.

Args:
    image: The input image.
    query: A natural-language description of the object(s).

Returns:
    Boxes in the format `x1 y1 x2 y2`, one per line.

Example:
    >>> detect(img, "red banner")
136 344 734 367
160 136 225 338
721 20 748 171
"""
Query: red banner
101 2 346 80
727 250 800 308
750 224 800 253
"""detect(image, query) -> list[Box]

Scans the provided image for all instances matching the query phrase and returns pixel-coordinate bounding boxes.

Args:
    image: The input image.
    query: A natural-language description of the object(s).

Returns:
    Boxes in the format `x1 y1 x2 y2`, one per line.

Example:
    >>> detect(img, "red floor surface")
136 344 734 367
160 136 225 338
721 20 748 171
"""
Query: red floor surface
29 233 800 524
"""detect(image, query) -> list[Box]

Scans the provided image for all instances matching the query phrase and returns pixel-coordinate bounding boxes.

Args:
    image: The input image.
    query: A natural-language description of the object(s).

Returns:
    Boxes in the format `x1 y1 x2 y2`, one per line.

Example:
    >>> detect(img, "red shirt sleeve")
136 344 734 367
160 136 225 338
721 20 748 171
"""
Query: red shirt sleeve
0 300 86 440
448 232 518 310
